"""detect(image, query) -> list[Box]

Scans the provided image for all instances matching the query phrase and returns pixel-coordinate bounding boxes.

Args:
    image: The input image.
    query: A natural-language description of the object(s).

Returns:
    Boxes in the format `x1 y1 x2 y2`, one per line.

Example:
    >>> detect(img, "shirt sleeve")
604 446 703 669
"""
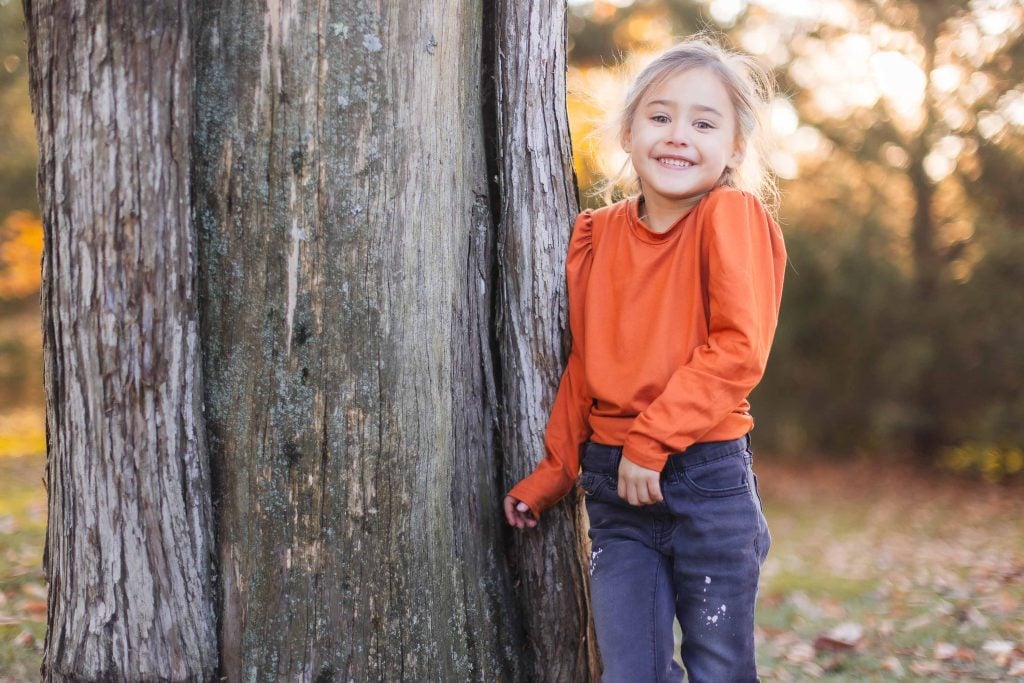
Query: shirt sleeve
622 191 787 471
507 210 595 514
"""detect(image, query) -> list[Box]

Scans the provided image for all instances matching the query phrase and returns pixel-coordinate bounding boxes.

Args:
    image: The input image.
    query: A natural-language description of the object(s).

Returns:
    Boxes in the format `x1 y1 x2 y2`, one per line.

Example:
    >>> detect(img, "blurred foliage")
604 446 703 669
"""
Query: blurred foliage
0 211 43 416
0 0 37 221
0 210 40 300
943 443 1024 482
1 0 1023 469
0 1 43 425
566 0 1024 467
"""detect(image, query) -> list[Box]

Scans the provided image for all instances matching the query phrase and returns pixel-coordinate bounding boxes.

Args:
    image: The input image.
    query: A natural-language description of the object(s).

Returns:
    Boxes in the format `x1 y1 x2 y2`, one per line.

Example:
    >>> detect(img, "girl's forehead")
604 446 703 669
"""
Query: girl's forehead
641 67 734 109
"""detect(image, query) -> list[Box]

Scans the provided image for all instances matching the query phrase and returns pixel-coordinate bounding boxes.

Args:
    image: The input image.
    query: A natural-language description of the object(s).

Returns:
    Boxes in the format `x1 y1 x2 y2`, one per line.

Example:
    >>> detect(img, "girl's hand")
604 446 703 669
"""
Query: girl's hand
617 456 663 506
503 496 539 529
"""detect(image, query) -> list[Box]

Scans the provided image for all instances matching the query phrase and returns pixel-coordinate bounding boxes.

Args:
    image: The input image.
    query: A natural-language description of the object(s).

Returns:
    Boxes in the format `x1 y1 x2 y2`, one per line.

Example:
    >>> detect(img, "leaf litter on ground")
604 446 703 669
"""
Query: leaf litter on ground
754 455 1024 680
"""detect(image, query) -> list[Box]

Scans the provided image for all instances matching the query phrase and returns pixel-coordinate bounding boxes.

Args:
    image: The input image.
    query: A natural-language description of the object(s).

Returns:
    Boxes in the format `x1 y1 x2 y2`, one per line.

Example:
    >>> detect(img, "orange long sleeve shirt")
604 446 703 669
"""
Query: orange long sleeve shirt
508 186 787 515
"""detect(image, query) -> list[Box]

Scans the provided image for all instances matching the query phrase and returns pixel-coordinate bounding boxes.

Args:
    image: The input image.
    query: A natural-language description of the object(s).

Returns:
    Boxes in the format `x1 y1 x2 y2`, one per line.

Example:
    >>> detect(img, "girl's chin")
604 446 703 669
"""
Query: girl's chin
641 186 714 203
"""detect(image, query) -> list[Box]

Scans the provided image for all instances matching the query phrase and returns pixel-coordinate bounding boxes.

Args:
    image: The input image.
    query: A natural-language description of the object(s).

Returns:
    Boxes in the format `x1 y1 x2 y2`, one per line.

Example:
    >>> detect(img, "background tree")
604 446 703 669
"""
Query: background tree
24 0 596 680
564 0 1024 465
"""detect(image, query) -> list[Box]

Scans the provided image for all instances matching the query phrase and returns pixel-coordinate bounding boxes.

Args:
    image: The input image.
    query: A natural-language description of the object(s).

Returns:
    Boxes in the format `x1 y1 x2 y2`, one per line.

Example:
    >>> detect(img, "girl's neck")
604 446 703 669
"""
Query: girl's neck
637 193 703 233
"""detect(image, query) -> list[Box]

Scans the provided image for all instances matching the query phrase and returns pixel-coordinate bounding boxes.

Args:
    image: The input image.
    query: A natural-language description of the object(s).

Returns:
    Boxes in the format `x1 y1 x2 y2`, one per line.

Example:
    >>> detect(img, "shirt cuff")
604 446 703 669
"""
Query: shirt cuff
622 433 672 472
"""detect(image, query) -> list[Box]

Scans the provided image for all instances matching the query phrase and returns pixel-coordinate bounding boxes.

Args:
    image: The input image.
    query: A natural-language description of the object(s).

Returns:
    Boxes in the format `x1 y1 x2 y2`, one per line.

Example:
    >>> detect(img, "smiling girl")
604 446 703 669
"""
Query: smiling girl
503 38 787 682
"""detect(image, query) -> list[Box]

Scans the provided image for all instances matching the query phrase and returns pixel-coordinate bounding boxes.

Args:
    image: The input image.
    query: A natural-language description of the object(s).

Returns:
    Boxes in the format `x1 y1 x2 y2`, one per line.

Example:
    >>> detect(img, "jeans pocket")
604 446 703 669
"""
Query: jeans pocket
580 471 614 499
682 451 751 498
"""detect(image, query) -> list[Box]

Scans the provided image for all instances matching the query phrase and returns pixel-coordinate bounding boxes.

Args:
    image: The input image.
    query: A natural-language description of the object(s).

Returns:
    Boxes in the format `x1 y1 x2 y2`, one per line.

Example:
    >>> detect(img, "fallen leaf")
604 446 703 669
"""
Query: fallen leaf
882 656 905 677
20 598 47 618
785 642 816 663
953 647 976 662
828 622 864 645
934 642 958 660
903 613 933 631
21 582 46 599
982 639 1016 667
957 605 989 628
909 659 944 675
13 630 34 647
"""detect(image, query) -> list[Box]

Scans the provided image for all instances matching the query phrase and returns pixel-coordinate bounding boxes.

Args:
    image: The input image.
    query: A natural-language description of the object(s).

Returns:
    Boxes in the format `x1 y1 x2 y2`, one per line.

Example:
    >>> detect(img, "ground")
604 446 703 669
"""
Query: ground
1 453 1022 681
753 456 1024 681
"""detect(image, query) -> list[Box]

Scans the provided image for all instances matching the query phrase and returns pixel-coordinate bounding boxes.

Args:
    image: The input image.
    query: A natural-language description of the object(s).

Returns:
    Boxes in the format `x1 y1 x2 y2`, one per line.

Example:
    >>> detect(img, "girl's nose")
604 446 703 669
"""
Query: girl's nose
666 124 691 145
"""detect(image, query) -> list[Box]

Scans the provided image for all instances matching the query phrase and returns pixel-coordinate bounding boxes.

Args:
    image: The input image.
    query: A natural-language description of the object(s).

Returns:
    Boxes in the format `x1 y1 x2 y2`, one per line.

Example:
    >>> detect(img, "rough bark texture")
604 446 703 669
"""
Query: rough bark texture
25 0 219 680
492 1 600 680
26 0 591 677
194 1 528 679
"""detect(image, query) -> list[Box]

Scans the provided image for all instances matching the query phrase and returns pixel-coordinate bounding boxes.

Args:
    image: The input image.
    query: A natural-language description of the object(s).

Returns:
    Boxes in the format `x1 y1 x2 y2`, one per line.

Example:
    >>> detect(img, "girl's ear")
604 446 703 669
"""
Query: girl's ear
621 128 632 153
728 141 745 169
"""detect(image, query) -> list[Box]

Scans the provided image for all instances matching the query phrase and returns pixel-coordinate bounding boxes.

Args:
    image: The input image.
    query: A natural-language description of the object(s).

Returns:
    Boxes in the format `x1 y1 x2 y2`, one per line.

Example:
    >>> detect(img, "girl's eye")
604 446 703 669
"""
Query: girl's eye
651 114 670 124
694 120 715 130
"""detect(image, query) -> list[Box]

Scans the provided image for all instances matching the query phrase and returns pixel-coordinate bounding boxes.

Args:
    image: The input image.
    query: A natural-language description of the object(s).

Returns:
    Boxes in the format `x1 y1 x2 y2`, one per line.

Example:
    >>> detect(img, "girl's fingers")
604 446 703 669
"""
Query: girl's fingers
503 496 521 527
617 457 663 506
503 496 538 529
619 478 662 506
629 483 644 506
517 502 538 528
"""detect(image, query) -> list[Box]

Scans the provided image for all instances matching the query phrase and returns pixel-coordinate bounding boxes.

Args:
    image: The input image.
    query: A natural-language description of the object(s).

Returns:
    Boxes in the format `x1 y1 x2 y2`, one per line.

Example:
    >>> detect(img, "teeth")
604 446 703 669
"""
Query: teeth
660 158 692 168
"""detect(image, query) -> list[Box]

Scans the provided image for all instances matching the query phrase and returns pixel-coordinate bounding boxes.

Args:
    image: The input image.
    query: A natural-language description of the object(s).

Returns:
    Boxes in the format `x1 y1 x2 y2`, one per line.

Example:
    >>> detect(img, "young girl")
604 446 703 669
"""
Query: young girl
503 38 786 683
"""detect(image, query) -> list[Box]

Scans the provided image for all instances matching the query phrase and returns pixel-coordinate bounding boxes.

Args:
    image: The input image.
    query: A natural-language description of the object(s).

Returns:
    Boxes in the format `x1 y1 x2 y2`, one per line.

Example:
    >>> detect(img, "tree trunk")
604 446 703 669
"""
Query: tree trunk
24 1 219 680
194 0 593 680
492 1 600 680
28 0 594 678
908 8 942 457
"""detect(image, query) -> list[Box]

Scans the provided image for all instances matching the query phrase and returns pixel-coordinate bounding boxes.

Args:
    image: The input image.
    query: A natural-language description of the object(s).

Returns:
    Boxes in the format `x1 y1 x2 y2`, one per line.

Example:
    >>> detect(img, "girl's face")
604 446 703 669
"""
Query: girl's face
623 67 743 212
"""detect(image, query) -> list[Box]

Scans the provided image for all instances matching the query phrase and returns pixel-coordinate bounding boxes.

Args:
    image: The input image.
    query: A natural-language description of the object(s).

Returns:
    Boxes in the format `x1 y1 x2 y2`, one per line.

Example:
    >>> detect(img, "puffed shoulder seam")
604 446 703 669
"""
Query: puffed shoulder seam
571 209 594 239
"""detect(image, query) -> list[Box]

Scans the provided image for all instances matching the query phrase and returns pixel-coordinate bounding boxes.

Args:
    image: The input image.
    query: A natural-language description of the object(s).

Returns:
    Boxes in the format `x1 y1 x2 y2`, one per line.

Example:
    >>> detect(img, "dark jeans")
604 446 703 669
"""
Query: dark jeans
581 436 771 683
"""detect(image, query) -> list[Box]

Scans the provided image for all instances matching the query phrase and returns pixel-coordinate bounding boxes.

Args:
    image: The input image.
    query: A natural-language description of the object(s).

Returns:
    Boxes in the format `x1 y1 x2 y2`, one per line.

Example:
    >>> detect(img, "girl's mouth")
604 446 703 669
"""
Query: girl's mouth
657 157 694 168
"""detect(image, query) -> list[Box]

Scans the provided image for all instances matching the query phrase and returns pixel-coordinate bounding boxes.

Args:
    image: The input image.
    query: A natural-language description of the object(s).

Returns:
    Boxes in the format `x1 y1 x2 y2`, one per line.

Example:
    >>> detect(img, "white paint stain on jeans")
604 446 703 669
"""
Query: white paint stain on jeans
705 603 728 627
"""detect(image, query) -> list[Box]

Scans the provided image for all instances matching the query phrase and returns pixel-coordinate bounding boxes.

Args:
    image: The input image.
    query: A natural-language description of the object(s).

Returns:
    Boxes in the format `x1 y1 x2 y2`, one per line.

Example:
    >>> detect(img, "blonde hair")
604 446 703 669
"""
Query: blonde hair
596 36 779 211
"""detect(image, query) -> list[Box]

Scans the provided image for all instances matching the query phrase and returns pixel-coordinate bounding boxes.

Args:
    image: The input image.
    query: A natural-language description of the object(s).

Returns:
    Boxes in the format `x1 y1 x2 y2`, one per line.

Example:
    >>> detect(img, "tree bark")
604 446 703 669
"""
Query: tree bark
28 0 594 678
492 1 600 680
193 0 585 679
25 1 219 680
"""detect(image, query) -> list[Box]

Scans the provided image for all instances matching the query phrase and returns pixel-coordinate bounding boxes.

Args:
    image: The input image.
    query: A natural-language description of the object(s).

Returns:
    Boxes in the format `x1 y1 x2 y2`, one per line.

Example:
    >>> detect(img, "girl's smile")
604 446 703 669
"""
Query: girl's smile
656 155 695 169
